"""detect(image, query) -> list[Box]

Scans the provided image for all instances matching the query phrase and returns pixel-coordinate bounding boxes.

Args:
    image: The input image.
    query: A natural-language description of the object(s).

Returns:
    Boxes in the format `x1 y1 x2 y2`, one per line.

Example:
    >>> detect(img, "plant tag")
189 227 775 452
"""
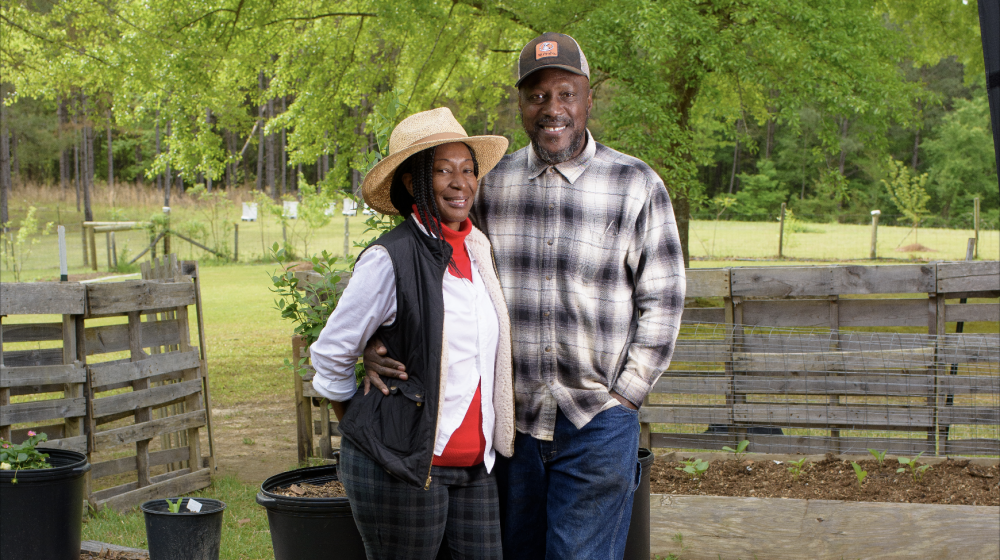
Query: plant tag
186 499 203 513
773 460 783 465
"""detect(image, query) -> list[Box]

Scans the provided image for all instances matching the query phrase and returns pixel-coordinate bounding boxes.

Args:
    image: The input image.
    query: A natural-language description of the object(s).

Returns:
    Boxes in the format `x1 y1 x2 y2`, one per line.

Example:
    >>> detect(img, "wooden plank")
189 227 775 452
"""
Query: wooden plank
312 420 343 437
0 397 86 425
733 403 935 429
0 363 85 388
833 264 936 295
945 439 1000 456
937 261 1000 293
650 495 1000 560
733 374 936 396
91 447 191 479
937 406 1000 425
84 320 182 356
0 282 87 315
12 423 65 441
652 376 730 395
92 379 203 418
732 347 937 373
680 307 726 323
940 375 1000 394
945 303 1000 323
639 405 730 425
648 432 938 456
33 435 88 454
80 540 149 558
741 299 830 327
86 281 195 316
94 410 206 448
670 343 731 363
94 468 211 511
89 350 200 387
0 323 64 343
2 348 64 367
838 298 928 327
684 269 730 298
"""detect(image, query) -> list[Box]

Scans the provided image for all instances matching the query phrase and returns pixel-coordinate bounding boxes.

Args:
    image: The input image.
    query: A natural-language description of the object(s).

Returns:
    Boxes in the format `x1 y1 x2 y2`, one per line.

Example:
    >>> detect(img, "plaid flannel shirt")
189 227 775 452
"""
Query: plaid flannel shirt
471 131 686 440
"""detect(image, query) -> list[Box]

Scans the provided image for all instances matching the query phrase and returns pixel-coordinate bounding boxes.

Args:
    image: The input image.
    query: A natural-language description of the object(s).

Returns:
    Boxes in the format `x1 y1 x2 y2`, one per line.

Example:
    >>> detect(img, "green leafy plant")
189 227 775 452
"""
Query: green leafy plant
897 452 932 482
0 207 54 282
882 157 931 244
165 498 183 513
850 461 867 486
867 448 887 467
721 439 749 461
675 458 709 480
269 243 353 349
0 431 52 483
787 457 810 480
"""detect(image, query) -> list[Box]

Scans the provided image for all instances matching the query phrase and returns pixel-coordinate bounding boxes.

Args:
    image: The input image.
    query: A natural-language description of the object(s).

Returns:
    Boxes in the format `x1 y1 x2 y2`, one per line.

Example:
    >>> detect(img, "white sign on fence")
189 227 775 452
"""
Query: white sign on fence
283 201 299 219
241 203 257 222
342 199 358 216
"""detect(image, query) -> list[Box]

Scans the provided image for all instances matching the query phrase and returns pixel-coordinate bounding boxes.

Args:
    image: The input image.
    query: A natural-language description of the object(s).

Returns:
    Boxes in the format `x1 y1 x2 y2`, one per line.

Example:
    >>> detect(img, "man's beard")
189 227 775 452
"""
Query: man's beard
526 113 589 165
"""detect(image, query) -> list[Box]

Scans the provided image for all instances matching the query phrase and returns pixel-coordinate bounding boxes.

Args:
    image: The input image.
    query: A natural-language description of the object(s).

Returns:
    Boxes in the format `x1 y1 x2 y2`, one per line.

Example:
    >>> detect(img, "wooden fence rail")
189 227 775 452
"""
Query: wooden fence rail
0 257 216 511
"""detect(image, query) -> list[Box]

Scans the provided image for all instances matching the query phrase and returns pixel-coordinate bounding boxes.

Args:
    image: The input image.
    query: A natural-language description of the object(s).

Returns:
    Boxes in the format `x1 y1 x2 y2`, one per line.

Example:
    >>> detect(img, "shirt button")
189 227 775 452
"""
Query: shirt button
546 275 552 280
543 312 550 317
547 239 553 246
545 346 552 352
549 168 557 174
549 204 554 209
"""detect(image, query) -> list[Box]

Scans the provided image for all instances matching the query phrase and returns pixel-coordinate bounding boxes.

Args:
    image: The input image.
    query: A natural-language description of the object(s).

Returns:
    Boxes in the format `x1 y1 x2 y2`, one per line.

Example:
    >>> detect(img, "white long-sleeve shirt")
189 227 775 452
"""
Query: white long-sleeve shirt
309 242 501 470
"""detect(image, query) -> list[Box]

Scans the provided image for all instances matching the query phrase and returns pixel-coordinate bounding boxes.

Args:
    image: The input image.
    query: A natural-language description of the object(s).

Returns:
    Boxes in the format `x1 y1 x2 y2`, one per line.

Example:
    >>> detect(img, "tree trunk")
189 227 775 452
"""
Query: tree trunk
765 118 775 160
155 117 162 193
11 133 19 189
266 97 276 199
81 93 94 222
911 127 920 170
73 103 81 212
0 99 10 229
106 109 114 191
837 117 849 176
256 71 265 192
673 192 691 268
728 126 741 194
205 108 213 192
280 96 287 196
164 122 172 207
59 98 69 199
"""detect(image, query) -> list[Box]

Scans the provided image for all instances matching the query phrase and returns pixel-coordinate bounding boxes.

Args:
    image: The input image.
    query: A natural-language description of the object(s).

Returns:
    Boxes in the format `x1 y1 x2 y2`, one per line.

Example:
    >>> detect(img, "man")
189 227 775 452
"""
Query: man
365 32 685 560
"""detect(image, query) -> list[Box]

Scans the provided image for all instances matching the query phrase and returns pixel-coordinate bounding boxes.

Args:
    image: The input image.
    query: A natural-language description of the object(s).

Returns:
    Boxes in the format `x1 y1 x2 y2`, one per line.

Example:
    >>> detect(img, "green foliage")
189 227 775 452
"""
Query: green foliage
1 207 54 282
850 461 867 486
733 160 789 220
896 452 932 482
0 431 52 483
721 439 749 462
188 185 234 258
268 242 353 347
164 498 183 514
882 158 931 233
787 457 810 481
675 458 709 480
867 448 887 467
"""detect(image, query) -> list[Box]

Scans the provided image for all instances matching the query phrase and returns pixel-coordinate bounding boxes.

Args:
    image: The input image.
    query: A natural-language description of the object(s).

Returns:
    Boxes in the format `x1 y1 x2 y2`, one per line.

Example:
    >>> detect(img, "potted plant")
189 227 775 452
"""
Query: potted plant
140 496 226 560
0 431 91 560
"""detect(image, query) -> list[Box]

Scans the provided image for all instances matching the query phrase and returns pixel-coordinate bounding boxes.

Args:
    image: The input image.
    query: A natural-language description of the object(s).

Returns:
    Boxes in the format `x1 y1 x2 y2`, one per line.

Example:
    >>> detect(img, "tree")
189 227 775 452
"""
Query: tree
882 157 930 240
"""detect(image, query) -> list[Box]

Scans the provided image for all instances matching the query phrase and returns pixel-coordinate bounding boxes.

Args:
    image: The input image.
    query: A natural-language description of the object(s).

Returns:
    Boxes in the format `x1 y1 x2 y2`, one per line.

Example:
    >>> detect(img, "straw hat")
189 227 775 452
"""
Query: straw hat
361 107 508 215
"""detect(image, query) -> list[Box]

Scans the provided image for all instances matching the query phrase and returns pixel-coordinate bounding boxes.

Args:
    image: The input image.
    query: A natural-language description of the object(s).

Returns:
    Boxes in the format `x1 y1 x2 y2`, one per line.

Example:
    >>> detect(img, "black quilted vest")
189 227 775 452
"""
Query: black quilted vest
338 218 452 488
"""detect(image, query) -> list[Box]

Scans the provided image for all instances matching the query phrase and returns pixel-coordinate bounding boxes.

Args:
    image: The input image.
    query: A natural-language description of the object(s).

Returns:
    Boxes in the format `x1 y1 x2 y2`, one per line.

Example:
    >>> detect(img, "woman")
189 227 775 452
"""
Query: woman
308 107 513 560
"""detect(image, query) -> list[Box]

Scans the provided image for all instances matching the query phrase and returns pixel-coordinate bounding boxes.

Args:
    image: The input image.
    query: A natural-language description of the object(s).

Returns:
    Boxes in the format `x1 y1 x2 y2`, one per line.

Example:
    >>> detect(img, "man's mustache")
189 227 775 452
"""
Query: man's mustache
535 119 573 129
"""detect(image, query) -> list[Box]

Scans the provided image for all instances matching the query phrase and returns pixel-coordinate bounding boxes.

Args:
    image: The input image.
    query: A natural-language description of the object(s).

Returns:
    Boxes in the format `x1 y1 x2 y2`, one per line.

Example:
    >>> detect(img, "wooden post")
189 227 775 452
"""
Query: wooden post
62 314 82 438
828 295 841 454
162 208 171 256
105 232 112 270
870 210 880 260
110 232 118 270
343 216 350 257
233 223 239 262
88 225 98 271
293 335 313 463
973 197 980 259
777 203 786 258
0 315 8 442
966 238 976 262
128 311 152 487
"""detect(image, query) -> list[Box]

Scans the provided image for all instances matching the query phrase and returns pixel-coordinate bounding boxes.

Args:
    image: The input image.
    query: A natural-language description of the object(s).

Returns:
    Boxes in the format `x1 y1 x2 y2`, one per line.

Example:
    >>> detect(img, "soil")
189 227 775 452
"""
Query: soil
272 479 347 498
81 551 147 560
897 243 935 252
650 454 999 506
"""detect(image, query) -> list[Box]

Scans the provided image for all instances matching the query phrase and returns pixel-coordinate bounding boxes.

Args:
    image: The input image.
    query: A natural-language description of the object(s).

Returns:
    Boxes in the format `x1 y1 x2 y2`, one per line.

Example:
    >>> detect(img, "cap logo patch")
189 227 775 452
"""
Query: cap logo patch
535 41 558 59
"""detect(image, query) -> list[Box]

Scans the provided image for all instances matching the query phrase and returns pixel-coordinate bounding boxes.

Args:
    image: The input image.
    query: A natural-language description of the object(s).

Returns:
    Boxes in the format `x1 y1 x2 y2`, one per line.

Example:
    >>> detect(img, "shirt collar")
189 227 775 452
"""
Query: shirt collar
526 129 596 184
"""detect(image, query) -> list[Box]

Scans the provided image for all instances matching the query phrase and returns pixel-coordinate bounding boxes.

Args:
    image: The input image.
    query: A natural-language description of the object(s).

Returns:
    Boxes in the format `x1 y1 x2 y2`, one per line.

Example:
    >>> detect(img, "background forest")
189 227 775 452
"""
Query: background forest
1 0 996 267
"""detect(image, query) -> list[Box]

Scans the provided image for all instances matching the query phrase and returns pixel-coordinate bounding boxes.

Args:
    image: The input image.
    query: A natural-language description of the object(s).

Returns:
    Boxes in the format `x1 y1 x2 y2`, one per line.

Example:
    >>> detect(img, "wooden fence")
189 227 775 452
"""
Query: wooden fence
647 261 1000 456
1 258 216 510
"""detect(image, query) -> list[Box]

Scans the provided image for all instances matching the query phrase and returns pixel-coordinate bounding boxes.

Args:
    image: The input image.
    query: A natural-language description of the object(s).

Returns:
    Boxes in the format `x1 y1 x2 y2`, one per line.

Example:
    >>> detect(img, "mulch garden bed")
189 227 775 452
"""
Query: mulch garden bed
272 479 347 498
650 453 999 506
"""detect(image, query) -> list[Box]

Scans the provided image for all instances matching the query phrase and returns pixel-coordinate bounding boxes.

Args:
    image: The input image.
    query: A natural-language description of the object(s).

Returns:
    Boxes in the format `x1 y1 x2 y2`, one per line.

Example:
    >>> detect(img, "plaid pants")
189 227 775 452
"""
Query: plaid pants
339 437 502 560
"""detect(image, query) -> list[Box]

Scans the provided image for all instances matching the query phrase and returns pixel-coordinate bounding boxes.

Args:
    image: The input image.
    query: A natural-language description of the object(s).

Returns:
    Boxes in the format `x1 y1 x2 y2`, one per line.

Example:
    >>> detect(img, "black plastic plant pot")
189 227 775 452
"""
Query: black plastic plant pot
0 448 91 560
140 497 226 560
623 447 655 560
256 463 366 560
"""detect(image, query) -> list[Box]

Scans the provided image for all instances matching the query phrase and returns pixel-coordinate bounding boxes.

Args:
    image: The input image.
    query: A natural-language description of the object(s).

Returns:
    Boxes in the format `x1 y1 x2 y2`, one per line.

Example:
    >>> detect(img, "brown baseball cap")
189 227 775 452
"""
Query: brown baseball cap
516 32 591 87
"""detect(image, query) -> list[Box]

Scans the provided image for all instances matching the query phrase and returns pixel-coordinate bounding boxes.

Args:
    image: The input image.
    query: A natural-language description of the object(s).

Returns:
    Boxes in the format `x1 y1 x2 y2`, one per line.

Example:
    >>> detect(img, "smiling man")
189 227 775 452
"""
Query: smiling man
471 33 687 560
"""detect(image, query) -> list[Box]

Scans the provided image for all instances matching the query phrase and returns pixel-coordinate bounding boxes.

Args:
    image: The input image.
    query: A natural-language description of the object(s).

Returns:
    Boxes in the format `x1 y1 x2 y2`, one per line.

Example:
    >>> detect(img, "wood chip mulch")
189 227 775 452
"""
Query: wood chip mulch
272 479 347 498
650 454 999 506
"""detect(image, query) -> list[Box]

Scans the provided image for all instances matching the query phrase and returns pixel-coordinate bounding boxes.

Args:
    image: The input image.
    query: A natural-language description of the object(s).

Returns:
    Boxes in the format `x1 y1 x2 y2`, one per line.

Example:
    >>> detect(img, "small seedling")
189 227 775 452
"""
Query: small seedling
850 461 867 486
897 452 932 481
787 457 810 480
165 498 182 513
242 437 255 446
675 458 709 479
867 448 887 467
721 439 749 461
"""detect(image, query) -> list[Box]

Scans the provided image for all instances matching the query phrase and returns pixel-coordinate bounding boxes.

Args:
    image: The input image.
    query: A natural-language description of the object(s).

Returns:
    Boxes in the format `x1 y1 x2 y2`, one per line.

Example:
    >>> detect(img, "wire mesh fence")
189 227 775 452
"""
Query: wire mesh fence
646 323 1000 457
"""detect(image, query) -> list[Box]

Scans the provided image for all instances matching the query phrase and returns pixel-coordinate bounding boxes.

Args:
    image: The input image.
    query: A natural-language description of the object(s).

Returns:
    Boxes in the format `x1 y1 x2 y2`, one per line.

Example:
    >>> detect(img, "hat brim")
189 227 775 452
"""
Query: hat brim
515 64 589 87
361 135 509 215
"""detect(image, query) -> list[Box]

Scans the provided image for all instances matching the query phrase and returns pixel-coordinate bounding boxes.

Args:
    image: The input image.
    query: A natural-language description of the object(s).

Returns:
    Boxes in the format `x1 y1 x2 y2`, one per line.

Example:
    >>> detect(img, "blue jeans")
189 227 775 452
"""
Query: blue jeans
495 405 641 560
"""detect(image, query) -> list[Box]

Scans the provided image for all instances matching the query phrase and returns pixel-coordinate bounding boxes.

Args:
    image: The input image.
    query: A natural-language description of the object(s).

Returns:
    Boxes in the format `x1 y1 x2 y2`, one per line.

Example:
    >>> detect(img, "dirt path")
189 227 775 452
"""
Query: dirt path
210 397 303 484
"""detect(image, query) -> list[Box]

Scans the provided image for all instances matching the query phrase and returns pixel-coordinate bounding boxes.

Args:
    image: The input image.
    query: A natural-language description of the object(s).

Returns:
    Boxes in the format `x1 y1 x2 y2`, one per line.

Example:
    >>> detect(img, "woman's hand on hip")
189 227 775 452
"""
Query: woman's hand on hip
363 336 407 395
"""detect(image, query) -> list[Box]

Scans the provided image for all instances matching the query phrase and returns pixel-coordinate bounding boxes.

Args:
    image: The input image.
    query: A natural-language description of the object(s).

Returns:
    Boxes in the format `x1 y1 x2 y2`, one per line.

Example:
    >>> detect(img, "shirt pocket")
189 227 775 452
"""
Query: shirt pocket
573 216 619 285
362 379 428 455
